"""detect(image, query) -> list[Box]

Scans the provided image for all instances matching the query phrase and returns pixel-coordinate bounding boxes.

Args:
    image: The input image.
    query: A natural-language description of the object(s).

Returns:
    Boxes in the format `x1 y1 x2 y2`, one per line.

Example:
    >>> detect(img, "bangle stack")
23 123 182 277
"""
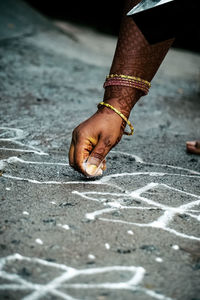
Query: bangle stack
99 74 151 136
104 74 151 95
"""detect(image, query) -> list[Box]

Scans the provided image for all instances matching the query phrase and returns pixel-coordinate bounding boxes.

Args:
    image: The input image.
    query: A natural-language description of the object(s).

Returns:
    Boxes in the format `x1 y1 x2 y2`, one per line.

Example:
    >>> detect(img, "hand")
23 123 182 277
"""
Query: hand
68 105 125 177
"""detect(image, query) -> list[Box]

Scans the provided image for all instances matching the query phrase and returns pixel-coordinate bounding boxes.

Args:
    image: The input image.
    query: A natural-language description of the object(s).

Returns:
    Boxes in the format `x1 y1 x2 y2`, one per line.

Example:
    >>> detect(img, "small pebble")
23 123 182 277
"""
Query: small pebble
105 243 110 250
172 245 179 250
155 257 163 263
58 224 70 230
127 230 134 235
23 211 29 215
6 187 11 191
88 254 95 260
50 201 56 205
35 238 43 245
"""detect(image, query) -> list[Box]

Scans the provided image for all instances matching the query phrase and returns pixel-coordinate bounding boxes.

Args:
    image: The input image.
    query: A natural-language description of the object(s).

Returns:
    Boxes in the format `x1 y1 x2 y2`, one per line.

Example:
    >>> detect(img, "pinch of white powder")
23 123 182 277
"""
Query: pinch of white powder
88 254 96 260
35 238 43 245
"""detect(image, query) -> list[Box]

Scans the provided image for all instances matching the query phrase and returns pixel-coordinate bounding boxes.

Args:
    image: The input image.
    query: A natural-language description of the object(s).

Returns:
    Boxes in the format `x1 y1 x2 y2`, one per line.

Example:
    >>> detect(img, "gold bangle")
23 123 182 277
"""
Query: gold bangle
97 101 134 136
106 74 151 88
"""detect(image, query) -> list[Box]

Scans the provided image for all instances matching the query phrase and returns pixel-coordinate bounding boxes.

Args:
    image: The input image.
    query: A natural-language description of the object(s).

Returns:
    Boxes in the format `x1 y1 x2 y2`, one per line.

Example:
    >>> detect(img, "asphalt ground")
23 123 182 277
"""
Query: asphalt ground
0 1 200 299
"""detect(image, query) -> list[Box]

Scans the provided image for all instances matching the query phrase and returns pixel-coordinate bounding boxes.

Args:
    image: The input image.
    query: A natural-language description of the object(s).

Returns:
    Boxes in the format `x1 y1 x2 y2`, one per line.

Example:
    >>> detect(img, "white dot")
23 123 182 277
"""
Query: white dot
23 211 29 215
88 254 95 260
155 257 163 263
6 187 11 191
127 230 134 235
35 238 43 245
50 201 56 205
58 224 70 230
85 213 95 220
172 245 179 250
105 243 110 250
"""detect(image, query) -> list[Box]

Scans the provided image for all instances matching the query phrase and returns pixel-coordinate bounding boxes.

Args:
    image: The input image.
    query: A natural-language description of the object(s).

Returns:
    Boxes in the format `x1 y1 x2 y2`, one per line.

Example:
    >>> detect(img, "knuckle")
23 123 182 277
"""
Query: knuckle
91 151 105 161
102 136 113 148
72 127 79 138
72 126 84 141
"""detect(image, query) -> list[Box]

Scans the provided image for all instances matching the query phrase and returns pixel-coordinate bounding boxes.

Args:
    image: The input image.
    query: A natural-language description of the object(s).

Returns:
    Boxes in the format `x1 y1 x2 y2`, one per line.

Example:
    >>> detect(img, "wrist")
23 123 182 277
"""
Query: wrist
102 97 130 117
103 86 142 118
97 101 134 136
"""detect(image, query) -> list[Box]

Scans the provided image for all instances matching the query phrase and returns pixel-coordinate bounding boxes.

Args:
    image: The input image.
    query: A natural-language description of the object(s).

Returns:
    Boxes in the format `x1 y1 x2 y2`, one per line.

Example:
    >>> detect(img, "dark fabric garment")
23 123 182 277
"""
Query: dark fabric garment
131 0 177 44
129 0 200 52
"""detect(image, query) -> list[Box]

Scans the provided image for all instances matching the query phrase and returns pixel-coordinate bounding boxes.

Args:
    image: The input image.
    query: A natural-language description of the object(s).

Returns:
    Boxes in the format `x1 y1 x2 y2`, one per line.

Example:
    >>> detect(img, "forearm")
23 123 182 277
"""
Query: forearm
103 0 174 118
69 0 175 177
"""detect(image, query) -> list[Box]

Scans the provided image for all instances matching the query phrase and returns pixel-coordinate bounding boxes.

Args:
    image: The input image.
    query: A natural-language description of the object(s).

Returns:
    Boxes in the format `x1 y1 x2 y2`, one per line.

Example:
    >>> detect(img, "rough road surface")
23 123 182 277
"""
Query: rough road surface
0 1 200 300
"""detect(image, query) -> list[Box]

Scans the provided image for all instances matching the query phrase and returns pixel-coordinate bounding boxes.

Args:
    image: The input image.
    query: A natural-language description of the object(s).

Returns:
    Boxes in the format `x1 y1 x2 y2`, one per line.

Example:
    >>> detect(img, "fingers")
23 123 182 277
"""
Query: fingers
73 138 93 174
68 141 75 167
85 137 112 177
186 141 200 155
69 134 109 177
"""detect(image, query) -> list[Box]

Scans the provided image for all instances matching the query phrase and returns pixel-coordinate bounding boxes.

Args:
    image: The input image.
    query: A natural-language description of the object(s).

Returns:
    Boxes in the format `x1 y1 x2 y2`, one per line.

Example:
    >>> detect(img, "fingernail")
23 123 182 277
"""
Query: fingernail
186 141 196 146
95 168 103 176
85 164 98 176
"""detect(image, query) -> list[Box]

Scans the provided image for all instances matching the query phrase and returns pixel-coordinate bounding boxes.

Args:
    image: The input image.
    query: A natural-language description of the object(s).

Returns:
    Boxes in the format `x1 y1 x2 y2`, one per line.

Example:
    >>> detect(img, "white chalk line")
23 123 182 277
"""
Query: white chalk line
1 137 200 241
100 172 200 183
111 150 200 175
0 148 48 156
0 253 173 300
1 174 124 194
1 127 200 298
0 130 199 180
79 182 200 241
0 127 25 140
0 128 199 176
2 174 101 186
2 170 200 185
1 156 68 166
0 127 48 156
99 218 200 241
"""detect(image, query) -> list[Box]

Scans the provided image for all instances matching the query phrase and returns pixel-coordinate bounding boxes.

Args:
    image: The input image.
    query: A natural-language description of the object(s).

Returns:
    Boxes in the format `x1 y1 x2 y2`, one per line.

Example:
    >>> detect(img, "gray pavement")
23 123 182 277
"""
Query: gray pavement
0 1 200 300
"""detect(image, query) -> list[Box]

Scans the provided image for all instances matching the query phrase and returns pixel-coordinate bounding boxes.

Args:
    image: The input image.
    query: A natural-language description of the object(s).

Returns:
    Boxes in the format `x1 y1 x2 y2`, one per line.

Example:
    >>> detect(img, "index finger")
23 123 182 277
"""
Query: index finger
74 137 97 175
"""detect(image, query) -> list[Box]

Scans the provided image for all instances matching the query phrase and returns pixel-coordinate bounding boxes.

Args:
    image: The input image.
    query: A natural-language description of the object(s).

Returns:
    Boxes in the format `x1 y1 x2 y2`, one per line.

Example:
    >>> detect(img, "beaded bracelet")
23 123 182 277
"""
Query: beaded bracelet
104 79 149 95
106 74 151 88
105 76 150 88
104 74 151 95
97 101 134 136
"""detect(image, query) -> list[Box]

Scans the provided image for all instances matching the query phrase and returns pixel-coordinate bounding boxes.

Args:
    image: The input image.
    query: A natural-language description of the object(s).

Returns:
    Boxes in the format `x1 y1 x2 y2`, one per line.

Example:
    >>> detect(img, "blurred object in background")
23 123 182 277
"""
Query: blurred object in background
23 0 199 53
127 0 176 44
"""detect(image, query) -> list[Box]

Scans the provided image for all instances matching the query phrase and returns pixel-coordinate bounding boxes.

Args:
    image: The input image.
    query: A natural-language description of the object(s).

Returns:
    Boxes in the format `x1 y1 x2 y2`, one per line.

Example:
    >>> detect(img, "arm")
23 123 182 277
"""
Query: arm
68 0 174 177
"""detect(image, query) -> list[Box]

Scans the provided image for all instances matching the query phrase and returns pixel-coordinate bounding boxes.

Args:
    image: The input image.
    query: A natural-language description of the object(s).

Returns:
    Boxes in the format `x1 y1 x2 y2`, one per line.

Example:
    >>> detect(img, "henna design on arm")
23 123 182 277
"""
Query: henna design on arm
103 0 174 118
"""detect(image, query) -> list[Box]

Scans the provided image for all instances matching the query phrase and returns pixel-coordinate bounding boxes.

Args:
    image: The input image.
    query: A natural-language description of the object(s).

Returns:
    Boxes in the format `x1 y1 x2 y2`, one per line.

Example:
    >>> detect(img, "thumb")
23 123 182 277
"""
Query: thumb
85 137 112 177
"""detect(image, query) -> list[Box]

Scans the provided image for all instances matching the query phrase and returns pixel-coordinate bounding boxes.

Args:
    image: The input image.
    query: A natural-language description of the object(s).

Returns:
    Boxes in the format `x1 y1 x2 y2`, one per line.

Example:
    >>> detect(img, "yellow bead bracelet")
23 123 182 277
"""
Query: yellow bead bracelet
97 101 134 136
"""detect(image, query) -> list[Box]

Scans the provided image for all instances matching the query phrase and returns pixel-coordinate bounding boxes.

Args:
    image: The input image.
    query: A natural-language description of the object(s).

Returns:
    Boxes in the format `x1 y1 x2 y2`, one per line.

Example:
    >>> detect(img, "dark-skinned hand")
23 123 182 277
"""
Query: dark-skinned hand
68 103 125 177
